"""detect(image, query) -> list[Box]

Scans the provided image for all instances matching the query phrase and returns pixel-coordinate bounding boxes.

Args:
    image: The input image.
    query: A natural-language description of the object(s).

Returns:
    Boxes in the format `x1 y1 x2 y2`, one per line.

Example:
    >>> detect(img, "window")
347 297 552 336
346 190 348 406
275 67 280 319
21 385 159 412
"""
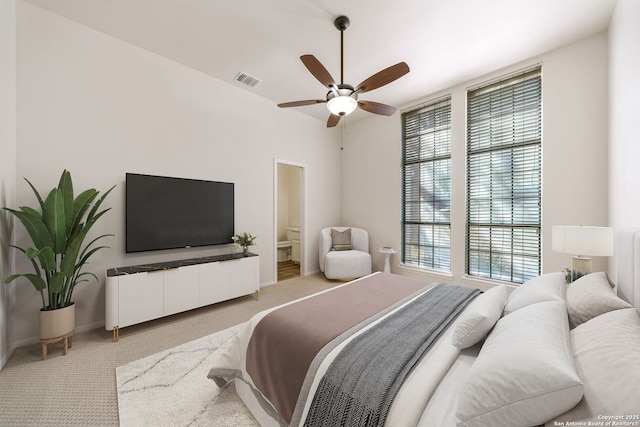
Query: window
466 67 542 284
401 97 451 271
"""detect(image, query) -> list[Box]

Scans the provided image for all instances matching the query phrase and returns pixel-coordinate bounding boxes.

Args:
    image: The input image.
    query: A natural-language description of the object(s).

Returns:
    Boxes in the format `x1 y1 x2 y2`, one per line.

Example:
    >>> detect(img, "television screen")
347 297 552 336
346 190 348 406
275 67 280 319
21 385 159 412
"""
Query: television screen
126 173 234 253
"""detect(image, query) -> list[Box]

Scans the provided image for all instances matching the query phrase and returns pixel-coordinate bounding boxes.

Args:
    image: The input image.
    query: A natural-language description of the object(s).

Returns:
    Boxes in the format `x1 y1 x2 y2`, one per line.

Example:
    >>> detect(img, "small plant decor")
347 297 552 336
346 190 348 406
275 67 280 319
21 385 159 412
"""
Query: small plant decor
232 232 257 256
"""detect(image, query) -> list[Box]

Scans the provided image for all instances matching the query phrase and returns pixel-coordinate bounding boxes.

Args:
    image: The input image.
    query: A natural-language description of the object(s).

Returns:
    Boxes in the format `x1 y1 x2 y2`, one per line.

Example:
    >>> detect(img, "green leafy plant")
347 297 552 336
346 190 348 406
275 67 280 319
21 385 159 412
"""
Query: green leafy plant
3 170 114 310
232 232 257 250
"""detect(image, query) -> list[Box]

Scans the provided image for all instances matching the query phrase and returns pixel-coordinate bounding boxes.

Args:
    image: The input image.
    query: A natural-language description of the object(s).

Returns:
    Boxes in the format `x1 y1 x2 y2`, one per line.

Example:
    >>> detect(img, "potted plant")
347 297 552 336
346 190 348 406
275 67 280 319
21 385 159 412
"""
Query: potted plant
3 170 114 340
232 232 257 256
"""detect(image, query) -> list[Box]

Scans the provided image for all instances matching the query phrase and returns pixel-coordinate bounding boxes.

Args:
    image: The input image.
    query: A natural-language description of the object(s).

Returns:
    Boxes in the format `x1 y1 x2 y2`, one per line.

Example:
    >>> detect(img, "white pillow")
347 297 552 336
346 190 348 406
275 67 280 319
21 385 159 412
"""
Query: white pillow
503 272 565 315
456 301 583 427
452 285 507 349
545 308 640 426
565 272 633 328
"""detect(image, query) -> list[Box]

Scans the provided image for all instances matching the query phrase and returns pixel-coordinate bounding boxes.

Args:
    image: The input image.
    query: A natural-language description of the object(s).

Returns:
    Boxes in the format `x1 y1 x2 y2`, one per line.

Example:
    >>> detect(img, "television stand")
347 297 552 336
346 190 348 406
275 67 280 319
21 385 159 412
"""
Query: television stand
105 253 259 341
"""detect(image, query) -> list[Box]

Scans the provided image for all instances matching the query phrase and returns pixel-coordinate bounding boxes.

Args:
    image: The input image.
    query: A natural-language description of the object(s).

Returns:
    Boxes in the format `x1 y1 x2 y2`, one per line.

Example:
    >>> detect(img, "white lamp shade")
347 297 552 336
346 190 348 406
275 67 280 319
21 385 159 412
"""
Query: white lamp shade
552 226 614 257
327 95 357 116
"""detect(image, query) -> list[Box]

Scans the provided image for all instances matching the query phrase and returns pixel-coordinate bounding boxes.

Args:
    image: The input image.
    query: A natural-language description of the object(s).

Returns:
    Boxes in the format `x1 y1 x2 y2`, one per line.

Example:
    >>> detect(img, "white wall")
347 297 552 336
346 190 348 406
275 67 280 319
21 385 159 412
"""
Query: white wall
609 0 640 229
0 0 17 369
11 2 342 345
342 33 610 287
608 0 640 289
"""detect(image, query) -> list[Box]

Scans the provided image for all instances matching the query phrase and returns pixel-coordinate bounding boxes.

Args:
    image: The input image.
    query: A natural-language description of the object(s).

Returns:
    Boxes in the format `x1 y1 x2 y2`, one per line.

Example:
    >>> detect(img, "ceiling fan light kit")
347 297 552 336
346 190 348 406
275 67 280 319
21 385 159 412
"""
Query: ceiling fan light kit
327 96 358 116
278 15 410 127
326 85 358 116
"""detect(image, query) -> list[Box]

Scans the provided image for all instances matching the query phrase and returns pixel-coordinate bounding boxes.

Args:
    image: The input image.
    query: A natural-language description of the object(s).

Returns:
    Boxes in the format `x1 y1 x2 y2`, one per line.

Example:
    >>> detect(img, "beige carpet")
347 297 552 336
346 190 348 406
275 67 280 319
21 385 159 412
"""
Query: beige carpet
0 273 339 426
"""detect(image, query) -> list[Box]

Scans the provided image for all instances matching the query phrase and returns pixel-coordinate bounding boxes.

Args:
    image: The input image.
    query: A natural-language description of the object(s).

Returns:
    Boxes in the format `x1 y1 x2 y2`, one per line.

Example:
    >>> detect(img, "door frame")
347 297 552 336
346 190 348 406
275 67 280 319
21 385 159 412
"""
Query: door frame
273 158 307 282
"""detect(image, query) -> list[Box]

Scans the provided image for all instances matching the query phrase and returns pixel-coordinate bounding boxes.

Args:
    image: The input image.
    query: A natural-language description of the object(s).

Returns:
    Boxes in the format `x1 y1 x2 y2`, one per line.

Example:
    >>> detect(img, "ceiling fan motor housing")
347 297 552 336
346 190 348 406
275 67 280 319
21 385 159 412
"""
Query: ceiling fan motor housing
334 16 350 31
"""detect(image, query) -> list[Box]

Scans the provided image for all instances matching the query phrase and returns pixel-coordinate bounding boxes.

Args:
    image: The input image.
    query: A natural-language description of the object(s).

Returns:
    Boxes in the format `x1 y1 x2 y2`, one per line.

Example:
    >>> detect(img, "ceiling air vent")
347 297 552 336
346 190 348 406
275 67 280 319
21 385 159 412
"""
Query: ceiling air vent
235 72 261 88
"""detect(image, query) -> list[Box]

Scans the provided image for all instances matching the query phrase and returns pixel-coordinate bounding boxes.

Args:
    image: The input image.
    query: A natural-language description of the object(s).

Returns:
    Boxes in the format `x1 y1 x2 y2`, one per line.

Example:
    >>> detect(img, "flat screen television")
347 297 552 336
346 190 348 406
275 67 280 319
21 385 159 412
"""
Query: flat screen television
126 173 234 253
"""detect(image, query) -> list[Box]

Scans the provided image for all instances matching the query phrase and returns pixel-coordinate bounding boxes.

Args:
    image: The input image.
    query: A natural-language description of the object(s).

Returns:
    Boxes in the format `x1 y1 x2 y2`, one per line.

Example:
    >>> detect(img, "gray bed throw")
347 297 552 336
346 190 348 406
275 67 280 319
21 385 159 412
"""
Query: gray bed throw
303 283 480 427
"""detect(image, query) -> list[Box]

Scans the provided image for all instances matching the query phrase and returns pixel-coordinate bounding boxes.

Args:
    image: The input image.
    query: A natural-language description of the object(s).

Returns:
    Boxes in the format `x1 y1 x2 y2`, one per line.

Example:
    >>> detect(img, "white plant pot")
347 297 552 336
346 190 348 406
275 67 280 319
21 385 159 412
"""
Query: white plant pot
39 303 75 340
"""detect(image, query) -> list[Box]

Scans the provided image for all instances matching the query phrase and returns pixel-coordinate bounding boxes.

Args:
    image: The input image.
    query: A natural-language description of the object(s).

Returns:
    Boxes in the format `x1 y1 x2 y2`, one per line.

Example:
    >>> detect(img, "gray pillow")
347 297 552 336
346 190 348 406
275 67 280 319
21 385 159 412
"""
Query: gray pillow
565 272 632 328
331 228 352 251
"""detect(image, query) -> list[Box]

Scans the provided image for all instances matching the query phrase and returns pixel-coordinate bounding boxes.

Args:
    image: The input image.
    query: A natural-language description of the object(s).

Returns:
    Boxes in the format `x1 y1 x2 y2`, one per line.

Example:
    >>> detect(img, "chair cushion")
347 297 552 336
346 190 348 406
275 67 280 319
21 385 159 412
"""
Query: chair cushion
331 228 352 251
324 250 371 280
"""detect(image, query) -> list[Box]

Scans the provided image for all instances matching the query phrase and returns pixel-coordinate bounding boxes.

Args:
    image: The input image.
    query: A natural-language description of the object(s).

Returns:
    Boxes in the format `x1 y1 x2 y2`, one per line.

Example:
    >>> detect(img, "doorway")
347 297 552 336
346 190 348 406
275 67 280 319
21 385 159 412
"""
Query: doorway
274 160 305 282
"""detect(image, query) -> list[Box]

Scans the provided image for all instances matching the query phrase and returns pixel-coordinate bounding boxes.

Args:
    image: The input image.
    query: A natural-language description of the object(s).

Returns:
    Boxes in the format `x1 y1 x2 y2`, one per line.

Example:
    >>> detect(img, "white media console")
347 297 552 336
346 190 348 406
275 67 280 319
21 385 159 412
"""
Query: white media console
105 253 259 341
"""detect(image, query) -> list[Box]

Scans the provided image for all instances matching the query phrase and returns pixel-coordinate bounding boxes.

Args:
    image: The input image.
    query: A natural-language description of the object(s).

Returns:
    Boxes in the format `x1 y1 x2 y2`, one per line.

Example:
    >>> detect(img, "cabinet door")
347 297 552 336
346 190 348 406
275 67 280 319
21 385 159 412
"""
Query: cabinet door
164 265 200 316
118 272 164 328
199 261 230 306
228 256 259 299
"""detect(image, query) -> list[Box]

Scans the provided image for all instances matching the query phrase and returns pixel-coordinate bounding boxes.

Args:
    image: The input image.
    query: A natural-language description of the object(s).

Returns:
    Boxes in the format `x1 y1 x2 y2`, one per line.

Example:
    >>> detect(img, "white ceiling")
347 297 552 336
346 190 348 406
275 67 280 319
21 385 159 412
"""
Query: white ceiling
22 0 616 124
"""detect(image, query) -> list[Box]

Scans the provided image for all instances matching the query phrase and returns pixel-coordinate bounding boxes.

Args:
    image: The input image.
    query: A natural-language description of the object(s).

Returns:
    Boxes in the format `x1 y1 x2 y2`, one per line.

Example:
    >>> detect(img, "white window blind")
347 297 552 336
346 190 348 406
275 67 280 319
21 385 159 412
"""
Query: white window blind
466 67 541 284
402 97 451 271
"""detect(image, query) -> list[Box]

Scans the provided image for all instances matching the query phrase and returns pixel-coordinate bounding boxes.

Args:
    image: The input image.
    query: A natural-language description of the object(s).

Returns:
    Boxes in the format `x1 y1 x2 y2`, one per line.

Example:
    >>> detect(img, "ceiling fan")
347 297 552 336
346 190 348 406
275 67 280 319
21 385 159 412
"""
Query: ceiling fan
277 15 410 128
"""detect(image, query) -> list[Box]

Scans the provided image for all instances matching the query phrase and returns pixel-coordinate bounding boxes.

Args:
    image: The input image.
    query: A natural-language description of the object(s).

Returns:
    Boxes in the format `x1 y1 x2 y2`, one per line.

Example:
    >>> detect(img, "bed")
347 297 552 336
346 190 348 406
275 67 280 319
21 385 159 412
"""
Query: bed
208 230 640 427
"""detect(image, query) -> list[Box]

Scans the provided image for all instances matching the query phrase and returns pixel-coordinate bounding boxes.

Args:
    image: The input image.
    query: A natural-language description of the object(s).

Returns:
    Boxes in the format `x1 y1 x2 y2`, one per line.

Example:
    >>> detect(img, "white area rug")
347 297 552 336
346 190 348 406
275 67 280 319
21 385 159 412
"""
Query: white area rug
116 324 259 426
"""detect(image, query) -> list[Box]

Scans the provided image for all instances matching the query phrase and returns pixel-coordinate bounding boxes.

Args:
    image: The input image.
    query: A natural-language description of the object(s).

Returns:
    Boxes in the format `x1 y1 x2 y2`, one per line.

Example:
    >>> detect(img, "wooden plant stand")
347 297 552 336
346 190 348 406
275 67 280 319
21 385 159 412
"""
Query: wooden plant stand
40 331 74 361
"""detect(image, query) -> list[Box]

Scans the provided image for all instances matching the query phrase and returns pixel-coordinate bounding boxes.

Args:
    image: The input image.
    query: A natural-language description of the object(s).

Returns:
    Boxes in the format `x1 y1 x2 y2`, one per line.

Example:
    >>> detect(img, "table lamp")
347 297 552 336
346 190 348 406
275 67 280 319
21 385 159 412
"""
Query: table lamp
552 225 614 282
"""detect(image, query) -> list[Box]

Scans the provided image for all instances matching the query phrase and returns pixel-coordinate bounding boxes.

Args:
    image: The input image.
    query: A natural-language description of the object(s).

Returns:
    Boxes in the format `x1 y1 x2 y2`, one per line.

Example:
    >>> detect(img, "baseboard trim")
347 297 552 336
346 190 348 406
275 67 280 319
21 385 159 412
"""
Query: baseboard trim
4 320 106 363
0 342 17 371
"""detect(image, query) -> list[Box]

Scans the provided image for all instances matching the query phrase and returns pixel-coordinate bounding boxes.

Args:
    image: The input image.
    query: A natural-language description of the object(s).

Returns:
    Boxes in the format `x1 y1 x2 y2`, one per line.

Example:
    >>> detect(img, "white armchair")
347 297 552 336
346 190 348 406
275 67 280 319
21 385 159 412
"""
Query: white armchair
319 227 372 280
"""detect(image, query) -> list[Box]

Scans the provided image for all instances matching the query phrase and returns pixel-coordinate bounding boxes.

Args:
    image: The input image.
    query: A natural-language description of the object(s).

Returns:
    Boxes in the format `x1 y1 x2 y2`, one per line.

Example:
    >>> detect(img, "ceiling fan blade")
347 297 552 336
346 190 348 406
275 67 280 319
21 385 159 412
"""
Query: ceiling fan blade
301 55 336 88
356 62 410 94
358 100 397 116
278 99 326 108
327 114 341 128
